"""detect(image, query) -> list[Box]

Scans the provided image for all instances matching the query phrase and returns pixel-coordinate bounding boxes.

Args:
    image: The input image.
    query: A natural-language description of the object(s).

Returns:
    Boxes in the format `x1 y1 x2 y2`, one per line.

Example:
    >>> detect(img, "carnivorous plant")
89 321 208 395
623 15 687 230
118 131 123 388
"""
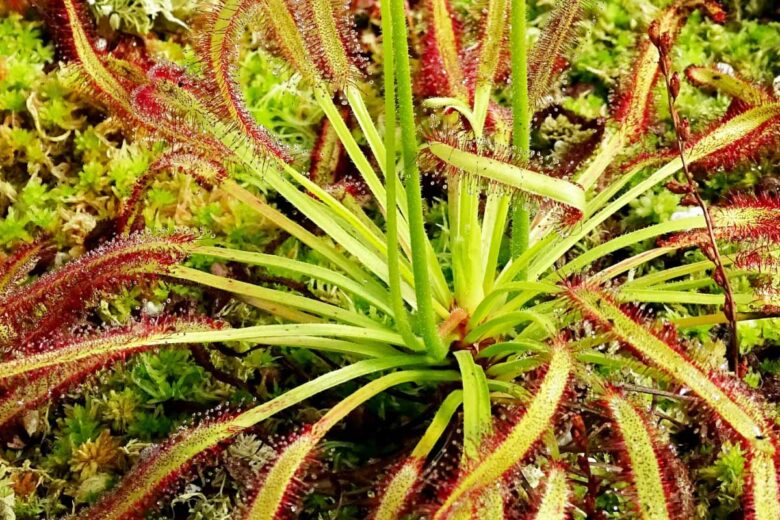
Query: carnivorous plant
4 0 780 517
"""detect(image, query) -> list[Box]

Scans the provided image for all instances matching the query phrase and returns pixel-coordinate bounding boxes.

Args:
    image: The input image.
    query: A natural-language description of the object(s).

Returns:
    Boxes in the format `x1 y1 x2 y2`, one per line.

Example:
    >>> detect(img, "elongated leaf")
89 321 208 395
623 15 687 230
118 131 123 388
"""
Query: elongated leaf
564 281 772 447
41 0 136 114
746 449 780 520
0 316 220 429
735 249 780 276
309 117 344 185
420 0 467 99
711 376 780 519
1 316 226 380
117 153 228 235
239 427 318 520
77 412 240 520
190 245 393 314
192 0 290 162
0 240 52 296
452 352 505 518
470 0 509 129
455 351 492 460
426 141 585 211
613 0 725 141
255 0 359 91
660 102 780 174
237 370 458 519
82 356 425 519
686 65 776 106
527 0 585 110
372 459 426 520
659 194 780 248
45 0 220 156
168 265 386 330
604 391 692 520
433 340 572 518
372 391 463 520
0 358 107 429
573 1 725 189
0 231 195 348
527 465 571 519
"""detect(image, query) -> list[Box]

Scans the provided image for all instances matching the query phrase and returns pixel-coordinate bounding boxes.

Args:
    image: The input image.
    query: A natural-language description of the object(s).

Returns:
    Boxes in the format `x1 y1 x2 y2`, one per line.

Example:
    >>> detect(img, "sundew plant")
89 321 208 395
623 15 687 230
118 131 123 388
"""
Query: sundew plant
3 0 780 517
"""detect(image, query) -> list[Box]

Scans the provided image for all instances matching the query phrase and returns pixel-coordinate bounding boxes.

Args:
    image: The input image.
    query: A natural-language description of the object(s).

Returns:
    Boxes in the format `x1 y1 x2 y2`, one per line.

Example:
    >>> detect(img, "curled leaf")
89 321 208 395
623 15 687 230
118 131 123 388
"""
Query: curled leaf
192 0 291 162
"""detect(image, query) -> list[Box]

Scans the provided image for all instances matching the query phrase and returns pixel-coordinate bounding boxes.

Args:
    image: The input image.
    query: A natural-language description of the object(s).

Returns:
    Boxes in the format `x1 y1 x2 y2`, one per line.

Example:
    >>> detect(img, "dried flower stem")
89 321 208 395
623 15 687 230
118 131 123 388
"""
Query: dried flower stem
651 25 740 372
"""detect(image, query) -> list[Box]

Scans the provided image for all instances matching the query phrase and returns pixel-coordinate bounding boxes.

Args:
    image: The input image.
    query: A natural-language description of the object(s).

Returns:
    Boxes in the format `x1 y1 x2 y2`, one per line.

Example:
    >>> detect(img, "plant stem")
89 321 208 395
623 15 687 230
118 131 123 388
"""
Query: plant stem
453 180 484 313
347 89 452 309
221 181 360 278
389 0 447 360
481 193 510 292
623 254 747 288
346 84 389 177
510 0 530 273
314 88 387 211
550 217 705 278
486 356 543 379
279 161 393 255
464 310 555 344
381 0 421 352
172 323 410 346
470 280 561 327
652 35 740 371
617 289 754 306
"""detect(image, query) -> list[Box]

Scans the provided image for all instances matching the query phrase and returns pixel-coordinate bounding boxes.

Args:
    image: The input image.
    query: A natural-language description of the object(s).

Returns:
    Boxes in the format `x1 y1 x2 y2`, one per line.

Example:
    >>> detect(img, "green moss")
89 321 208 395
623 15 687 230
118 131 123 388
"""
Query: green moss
239 49 323 151
697 442 747 519
0 14 293 256
128 350 219 403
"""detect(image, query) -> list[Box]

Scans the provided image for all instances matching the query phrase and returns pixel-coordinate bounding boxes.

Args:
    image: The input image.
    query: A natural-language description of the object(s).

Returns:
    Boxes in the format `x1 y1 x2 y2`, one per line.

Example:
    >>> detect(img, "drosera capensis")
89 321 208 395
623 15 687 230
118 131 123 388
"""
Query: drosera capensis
7 0 780 516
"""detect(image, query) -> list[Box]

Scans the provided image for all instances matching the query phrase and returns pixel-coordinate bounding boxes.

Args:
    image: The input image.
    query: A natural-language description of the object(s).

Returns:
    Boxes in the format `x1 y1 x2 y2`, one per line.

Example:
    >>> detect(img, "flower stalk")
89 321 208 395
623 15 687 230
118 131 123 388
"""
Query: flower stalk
650 22 740 372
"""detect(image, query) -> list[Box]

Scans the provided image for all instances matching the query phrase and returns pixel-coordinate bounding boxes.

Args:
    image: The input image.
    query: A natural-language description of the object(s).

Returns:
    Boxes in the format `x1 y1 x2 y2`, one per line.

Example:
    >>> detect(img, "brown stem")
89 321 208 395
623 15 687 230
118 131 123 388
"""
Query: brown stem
651 29 740 372
615 382 697 401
